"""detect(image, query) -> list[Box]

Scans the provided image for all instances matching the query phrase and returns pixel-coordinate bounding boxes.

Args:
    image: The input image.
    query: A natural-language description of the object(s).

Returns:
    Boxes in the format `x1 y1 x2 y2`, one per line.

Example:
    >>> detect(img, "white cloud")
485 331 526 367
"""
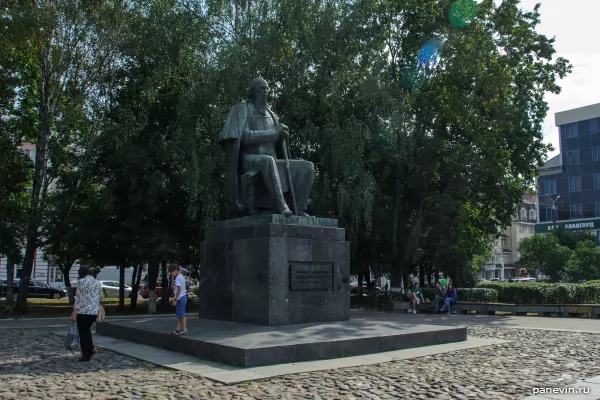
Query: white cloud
519 0 600 158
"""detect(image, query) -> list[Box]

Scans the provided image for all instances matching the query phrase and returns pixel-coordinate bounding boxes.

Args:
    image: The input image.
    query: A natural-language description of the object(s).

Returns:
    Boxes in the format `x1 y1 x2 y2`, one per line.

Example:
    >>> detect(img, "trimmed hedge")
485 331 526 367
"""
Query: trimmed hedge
476 282 600 304
421 287 497 303
457 288 498 303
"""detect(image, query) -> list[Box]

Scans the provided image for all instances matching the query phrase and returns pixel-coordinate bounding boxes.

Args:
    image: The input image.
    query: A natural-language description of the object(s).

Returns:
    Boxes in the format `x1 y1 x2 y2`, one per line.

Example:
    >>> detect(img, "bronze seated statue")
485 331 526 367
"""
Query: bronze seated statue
220 78 314 217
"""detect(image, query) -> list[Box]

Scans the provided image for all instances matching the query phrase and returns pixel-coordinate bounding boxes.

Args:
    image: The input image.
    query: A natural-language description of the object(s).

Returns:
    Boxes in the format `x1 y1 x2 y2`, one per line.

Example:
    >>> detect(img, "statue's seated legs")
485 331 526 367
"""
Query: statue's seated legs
241 155 314 216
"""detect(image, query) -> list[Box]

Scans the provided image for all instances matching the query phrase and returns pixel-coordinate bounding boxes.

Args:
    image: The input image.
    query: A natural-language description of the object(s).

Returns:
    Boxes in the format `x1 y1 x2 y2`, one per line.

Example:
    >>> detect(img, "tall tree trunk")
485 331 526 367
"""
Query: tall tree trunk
147 259 159 313
130 263 143 310
118 265 125 310
419 262 425 286
5 258 15 313
161 260 169 308
16 238 37 313
62 261 75 304
390 171 401 288
17 43 54 314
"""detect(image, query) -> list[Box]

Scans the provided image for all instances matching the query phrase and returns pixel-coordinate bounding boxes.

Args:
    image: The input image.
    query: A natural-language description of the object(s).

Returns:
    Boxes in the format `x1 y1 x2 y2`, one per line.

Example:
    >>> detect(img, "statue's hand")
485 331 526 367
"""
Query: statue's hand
277 124 289 141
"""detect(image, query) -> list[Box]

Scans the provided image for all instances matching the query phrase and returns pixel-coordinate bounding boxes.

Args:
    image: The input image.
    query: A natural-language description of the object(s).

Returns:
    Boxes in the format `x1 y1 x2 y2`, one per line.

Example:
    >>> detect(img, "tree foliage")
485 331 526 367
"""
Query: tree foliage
518 231 600 282
1 0 571 311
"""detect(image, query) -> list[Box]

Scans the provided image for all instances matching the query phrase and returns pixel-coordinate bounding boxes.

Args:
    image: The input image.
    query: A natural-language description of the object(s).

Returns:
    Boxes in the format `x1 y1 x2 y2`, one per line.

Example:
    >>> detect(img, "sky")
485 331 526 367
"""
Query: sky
518 0 600 158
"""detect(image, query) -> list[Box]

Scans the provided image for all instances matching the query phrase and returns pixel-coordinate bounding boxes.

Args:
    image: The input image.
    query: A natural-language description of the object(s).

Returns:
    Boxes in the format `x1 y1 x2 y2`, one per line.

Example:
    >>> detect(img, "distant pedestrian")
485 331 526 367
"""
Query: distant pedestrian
384 283 389 292
71 266 103 362
169 264 188 335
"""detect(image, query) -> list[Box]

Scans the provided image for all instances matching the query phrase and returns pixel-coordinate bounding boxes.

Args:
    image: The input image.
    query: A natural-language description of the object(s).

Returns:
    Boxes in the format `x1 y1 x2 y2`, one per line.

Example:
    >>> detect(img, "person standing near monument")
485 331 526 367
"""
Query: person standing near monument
170 264 187 335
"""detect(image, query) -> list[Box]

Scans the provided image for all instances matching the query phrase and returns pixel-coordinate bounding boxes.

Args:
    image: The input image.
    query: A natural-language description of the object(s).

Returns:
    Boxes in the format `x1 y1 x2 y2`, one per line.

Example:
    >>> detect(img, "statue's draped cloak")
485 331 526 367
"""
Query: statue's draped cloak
219 100 282 214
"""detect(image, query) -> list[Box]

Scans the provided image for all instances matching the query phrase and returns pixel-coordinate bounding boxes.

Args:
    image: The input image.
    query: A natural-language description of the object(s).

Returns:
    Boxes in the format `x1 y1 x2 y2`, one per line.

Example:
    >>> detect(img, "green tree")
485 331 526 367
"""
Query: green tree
564 241 600 282
518 234 572 281
4 0 126 312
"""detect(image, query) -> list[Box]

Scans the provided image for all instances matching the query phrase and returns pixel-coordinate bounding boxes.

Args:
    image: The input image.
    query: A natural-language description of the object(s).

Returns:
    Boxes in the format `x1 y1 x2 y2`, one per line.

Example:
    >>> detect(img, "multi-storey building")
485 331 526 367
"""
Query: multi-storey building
537 103 600 239
480 195 538 280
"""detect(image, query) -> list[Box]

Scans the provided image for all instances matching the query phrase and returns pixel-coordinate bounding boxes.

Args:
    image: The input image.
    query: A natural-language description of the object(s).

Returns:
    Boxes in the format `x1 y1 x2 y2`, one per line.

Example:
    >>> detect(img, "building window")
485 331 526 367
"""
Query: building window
529 225 535 233
520 208 527 220
23 149 36 162
570 204 583 219
594 147 600 162
542 180 557 195
528 209 536 221
501 237 508 248
502 253 512 264
569 176 581 192
49 263 63 283
591 118 599 134
15 264 22 279
565 123 578 138
596 202 600 217
544 207 554 222
567 150 580 165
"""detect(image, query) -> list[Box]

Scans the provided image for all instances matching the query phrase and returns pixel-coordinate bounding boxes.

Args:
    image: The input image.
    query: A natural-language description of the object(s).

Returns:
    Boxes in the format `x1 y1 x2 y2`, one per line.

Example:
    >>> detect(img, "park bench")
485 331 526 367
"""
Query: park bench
393 300 600 318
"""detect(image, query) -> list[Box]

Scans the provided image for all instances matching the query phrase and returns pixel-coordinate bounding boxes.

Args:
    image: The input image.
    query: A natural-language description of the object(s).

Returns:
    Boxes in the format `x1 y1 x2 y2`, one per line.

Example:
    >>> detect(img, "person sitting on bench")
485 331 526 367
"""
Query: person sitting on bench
431 282 446 313
439 283 457 315
408 282 425 314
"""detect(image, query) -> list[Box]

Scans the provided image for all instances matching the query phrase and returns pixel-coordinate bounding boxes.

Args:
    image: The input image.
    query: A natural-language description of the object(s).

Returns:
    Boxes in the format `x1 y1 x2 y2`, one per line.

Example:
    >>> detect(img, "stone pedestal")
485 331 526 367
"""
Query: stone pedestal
199 215 350 326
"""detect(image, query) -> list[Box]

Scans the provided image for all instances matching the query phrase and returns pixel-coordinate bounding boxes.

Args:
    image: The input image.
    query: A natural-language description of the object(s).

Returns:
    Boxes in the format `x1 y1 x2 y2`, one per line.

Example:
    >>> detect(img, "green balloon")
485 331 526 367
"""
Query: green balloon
441 279 447 286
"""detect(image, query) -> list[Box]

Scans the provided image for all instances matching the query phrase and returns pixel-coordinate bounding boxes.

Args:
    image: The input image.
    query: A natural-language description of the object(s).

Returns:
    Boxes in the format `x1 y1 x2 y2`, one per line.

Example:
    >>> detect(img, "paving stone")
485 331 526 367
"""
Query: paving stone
0 326 599 399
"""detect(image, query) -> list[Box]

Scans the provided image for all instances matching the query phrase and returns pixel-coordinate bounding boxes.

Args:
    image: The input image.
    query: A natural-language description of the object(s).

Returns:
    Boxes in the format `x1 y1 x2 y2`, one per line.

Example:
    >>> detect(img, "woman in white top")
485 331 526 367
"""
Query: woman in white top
70 266 104 361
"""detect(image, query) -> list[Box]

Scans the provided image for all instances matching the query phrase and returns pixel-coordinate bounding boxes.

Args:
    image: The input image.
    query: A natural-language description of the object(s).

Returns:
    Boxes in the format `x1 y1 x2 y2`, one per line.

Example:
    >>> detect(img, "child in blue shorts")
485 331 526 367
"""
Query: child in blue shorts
169 264 187 335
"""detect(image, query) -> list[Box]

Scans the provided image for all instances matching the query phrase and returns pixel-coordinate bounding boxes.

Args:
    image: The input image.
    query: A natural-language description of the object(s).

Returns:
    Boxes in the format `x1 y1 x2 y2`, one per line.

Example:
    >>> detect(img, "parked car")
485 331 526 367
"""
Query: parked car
99 280 133 298
0 279 67 300
141 281 174 299
55 283 77 297
508 277 536 283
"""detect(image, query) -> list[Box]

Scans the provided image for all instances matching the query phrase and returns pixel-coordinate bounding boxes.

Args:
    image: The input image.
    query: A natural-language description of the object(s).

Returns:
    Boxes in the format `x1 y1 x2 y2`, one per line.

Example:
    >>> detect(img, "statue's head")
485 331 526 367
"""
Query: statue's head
246 78 269 108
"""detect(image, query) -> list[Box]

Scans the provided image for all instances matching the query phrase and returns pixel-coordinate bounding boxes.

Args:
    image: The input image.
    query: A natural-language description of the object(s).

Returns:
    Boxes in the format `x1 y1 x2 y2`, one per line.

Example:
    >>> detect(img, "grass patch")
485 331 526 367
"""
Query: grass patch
26 298 147 305
0 297 199 319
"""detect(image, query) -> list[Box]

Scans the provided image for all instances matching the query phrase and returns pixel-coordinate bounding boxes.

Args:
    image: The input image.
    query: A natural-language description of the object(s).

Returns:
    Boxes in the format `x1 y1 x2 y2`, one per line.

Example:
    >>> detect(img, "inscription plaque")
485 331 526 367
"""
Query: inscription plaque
289 262 333 291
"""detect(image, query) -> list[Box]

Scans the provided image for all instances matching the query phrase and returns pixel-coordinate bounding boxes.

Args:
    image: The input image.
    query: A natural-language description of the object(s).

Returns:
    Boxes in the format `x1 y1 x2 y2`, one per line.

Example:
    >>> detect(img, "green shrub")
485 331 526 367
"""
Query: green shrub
457 288 498 303
587 279 600 284
476 282 600 304
192 287 199 296
102 287 108 298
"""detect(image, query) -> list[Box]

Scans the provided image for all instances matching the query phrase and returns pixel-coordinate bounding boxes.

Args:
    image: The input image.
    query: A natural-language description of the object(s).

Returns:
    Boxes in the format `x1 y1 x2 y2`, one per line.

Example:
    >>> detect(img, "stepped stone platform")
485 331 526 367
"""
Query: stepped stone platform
96 316 467 368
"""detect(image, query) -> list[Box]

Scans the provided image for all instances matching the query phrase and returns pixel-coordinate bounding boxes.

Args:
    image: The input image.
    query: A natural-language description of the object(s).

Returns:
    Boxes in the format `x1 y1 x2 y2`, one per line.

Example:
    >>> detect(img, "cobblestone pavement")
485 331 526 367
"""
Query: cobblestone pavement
0 326 599 400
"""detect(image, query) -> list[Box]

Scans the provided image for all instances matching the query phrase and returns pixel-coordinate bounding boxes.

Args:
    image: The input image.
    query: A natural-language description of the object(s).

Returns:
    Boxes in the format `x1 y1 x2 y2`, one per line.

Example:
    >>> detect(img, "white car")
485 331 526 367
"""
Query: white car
99 280 132 298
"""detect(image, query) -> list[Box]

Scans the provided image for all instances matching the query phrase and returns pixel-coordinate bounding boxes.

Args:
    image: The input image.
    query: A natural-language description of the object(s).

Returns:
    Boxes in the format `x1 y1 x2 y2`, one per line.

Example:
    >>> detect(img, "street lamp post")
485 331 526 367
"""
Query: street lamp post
546 194 560 231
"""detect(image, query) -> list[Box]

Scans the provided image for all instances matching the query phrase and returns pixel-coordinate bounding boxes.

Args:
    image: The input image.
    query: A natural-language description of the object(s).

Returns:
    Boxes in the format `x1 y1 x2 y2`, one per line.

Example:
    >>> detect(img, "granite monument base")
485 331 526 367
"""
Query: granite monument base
199 214 351 326
96 317 468 368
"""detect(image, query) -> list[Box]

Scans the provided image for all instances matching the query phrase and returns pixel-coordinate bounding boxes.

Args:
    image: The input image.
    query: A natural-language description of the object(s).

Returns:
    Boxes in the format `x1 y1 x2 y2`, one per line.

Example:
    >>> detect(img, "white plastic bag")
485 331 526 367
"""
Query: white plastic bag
64 321 79 351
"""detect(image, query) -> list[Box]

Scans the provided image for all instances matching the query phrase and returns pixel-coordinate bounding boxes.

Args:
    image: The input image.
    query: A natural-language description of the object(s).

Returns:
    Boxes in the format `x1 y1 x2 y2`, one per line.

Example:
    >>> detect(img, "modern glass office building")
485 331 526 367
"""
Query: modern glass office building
537 103 600 237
